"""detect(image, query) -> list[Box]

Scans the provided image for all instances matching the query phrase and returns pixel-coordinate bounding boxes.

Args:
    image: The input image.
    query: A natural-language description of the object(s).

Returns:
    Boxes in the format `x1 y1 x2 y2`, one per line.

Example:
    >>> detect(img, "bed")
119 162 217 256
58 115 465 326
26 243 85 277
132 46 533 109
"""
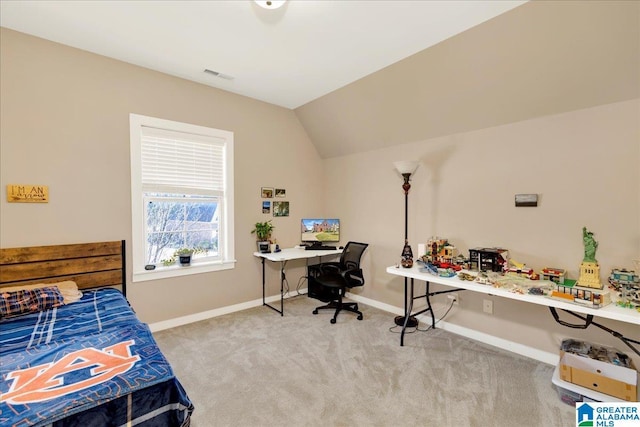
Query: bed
0 240 194 426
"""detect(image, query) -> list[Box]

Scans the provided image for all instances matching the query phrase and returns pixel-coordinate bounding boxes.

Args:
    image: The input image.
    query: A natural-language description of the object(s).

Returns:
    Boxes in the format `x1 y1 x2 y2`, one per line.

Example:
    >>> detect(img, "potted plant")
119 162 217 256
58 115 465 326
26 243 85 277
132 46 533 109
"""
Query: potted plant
174 247 207 266
251 220 275 252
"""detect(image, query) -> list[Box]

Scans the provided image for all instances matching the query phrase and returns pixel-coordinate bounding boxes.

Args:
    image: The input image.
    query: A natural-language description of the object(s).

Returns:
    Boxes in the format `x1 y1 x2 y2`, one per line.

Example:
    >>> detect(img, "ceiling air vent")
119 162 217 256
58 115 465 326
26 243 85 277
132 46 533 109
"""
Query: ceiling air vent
204 69 234 80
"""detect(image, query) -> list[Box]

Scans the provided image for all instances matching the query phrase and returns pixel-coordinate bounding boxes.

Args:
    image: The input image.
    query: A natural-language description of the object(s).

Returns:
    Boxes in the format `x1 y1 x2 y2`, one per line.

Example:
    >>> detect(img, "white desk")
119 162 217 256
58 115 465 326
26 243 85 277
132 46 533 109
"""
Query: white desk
254 247 342 315
387 265 640 351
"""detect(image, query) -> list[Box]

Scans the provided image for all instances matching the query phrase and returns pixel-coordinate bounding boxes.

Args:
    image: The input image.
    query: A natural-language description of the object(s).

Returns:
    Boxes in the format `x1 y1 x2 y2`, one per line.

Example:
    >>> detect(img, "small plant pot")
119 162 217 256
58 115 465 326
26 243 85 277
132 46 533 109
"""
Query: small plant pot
257 241 270 253
178 254 192 266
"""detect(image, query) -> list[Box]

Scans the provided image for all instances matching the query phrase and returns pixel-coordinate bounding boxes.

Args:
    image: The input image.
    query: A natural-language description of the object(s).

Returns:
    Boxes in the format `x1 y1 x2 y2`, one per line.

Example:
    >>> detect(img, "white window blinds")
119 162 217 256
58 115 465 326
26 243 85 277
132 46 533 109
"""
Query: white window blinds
141 126 225 196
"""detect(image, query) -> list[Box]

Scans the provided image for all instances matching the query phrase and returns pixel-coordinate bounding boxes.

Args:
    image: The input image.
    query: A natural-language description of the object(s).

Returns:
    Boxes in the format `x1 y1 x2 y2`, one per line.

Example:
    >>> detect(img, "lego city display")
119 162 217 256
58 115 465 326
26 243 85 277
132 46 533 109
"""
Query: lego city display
541 267 566 284
492 275 556 295
468 247 509 272
608 268 640 309
417 237 462 275
550 280 611 308
503 259 539 280
418 261 438 275
421 237 457 266
409 230 634 311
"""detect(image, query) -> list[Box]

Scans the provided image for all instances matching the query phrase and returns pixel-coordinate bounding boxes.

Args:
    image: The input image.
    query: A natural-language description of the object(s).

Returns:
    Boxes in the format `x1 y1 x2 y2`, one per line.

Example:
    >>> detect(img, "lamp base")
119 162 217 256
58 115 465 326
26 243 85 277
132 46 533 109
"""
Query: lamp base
394 315 418 328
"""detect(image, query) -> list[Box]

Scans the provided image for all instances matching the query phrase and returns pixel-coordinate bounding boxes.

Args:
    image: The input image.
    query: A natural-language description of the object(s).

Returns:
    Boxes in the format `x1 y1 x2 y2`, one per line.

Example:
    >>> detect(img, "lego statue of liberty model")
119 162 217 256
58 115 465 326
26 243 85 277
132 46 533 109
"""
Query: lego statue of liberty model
577 227 602 289
583 227 598 263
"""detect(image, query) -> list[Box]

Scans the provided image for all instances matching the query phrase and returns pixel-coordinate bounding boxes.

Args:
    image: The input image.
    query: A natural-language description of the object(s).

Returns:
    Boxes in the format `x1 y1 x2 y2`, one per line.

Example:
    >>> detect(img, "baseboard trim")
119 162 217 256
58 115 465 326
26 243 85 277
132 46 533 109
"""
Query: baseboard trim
346 292 558 366
436 321 559 365
148 290 307 333
150 290 558 365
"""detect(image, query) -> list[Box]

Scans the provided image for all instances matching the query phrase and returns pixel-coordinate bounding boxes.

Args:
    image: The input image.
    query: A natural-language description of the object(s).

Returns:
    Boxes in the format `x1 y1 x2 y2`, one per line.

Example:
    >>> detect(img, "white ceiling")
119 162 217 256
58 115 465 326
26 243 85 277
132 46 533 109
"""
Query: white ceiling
0 0 526 109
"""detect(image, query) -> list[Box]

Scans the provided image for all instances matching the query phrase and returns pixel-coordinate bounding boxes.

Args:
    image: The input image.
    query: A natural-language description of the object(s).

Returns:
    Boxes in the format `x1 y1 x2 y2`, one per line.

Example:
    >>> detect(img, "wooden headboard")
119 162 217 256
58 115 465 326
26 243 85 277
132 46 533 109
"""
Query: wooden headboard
0 240 126 295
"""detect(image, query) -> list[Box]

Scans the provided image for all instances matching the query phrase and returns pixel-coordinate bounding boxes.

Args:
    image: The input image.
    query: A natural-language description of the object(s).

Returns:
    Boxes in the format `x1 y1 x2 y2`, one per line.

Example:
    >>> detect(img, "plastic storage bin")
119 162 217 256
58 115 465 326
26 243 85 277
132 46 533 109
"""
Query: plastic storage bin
552 364 629 406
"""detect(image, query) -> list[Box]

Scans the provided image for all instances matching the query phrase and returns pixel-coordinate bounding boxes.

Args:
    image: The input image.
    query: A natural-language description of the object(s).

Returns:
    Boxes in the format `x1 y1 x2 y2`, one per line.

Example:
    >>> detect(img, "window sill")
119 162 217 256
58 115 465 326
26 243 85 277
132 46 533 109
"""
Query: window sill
132 260 236 283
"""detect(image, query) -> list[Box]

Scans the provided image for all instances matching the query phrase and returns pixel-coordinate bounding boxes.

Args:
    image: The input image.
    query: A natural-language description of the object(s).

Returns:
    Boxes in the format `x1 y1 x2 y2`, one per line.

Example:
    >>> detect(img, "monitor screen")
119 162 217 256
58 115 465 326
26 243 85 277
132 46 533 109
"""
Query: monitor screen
301 218 340 243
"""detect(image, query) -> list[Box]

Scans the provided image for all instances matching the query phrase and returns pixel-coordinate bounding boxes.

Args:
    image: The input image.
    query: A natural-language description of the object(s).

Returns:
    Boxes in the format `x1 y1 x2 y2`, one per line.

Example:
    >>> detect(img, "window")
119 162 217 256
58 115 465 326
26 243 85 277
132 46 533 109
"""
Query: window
130 114 235 282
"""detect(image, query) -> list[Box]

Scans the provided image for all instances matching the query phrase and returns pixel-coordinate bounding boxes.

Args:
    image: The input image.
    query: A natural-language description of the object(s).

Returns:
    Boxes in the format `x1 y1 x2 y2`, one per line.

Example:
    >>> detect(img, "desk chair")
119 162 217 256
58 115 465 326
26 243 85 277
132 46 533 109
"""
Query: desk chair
311 241 369 324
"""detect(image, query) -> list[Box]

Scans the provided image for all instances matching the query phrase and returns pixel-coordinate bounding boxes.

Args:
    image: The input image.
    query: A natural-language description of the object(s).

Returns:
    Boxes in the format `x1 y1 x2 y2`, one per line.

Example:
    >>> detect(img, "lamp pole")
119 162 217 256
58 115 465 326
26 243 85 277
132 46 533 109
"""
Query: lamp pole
393 161 419 328
402 173 411 240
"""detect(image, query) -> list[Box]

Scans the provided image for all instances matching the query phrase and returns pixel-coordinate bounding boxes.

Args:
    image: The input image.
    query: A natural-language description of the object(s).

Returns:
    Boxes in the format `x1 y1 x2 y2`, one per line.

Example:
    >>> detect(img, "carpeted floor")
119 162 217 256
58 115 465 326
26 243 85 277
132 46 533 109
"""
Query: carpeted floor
153 295 575 426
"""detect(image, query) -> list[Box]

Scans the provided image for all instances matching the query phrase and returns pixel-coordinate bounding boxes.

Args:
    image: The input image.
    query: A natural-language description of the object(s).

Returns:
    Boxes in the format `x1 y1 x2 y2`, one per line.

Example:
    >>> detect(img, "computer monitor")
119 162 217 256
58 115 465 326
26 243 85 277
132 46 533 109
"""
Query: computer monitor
301 218 340 244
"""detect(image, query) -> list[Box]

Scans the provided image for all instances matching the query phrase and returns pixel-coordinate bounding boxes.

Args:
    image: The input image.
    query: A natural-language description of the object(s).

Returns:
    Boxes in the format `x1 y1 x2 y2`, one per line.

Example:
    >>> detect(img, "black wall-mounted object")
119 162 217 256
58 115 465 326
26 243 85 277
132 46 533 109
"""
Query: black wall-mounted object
515 193 538 207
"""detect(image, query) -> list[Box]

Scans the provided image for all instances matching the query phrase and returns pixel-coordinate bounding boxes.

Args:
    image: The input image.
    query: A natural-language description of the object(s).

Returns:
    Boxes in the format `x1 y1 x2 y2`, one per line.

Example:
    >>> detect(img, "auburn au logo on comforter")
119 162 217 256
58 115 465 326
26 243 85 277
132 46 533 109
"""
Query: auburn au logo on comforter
0 323 174 426
2 339 140 404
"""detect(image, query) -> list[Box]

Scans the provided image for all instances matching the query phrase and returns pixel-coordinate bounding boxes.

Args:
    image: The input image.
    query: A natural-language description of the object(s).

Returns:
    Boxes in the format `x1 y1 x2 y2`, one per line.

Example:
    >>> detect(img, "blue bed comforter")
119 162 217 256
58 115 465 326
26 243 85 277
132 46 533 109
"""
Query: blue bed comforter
0 289 193 427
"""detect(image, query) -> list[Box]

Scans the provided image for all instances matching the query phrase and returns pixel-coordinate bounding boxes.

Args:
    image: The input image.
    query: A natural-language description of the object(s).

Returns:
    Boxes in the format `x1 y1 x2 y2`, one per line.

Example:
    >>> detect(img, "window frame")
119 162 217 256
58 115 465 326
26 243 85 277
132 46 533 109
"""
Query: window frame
130 113 235 282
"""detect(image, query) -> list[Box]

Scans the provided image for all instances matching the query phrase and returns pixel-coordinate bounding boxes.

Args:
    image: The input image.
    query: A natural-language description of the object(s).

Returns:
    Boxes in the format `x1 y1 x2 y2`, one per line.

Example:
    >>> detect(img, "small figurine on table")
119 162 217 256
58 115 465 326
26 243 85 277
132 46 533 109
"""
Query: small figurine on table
401 239 414 268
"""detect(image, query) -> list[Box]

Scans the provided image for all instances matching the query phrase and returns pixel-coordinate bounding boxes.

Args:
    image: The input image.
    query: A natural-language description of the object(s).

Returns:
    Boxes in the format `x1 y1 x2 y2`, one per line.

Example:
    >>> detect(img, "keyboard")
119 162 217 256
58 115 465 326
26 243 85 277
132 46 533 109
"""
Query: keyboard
305 245 336 251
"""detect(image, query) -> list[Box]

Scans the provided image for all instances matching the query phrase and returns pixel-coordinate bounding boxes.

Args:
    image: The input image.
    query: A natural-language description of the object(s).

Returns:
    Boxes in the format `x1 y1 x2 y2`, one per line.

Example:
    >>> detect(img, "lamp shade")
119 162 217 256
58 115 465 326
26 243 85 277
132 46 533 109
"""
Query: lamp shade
393 160 419 175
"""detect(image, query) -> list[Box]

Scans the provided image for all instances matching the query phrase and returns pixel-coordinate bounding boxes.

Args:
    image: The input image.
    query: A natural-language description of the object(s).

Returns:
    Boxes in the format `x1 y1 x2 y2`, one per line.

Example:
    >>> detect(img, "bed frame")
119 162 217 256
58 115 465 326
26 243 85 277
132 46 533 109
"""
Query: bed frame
0 240 126 295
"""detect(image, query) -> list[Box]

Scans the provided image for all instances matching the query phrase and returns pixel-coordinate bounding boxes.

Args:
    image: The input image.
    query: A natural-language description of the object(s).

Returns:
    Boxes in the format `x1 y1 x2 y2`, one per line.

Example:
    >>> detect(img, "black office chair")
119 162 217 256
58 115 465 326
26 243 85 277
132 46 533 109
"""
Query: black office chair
311 241 369 324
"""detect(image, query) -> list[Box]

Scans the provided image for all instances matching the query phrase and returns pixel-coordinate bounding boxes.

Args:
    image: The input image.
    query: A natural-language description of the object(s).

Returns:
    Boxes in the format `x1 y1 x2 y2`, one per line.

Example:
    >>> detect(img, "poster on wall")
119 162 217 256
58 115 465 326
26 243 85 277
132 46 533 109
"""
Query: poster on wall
261 187 273 198
262 201 271 214
273 201 289 217
275 188 286 197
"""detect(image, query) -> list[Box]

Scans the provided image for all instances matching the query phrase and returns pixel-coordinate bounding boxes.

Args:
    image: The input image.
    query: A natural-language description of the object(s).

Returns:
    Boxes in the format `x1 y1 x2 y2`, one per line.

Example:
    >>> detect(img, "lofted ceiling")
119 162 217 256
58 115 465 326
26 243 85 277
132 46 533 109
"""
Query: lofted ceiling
295 0 640 157
2 1 638 159
0 0 526 109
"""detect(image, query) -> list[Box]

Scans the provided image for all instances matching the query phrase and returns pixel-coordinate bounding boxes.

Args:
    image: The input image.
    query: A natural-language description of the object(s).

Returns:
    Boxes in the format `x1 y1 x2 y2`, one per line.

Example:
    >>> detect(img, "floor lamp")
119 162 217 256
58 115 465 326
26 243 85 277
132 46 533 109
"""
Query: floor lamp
393 160 419 327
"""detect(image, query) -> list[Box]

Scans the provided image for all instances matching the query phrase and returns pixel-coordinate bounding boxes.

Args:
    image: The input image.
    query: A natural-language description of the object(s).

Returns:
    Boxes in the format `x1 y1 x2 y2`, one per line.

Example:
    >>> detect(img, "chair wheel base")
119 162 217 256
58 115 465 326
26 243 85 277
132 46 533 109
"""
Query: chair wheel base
313 300 363 323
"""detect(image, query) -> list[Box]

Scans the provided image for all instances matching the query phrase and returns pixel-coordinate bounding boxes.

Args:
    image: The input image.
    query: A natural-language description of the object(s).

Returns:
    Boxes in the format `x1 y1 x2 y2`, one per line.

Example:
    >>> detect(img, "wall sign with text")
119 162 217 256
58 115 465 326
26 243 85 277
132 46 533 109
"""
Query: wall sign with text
6 185 49 203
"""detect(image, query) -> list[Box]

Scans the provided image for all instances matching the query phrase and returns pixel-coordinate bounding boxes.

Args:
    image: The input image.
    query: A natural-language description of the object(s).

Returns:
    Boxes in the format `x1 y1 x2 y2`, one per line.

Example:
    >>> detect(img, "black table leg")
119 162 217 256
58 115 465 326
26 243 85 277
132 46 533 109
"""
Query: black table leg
401 278 415 346
262 258 284 316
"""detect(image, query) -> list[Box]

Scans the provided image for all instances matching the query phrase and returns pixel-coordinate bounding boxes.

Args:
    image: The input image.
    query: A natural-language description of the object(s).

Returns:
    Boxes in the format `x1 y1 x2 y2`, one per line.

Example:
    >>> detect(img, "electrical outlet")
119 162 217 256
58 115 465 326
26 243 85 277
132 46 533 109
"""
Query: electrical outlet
483 299 493 314
447 293 459 305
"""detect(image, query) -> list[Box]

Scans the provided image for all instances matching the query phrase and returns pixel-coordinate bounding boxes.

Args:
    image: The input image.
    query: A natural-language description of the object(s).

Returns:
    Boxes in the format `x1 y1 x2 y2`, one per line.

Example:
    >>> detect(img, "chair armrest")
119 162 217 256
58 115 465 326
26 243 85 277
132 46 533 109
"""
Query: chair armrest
344 268 365 287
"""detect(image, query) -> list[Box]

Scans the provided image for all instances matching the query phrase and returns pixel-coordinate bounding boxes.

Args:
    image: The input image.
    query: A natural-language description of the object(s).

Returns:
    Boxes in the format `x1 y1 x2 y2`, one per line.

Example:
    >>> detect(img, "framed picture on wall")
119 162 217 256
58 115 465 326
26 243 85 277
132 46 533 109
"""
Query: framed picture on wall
262 201 271 214
261 187 273 198
275 188 286 197
273 201 289 217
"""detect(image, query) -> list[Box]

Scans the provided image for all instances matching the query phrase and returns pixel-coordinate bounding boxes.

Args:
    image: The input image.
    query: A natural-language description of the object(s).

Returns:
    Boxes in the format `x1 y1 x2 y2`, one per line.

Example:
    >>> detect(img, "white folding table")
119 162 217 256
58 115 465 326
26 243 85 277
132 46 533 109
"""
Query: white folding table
387 264 640 352
254 247 342 315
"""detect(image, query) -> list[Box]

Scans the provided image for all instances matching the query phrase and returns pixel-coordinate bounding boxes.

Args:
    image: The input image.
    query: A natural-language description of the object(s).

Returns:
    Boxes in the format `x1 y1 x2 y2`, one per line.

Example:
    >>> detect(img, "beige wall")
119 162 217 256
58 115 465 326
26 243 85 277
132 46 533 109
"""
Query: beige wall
0 28 324 323
2 15 639 366
325 98 640 363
